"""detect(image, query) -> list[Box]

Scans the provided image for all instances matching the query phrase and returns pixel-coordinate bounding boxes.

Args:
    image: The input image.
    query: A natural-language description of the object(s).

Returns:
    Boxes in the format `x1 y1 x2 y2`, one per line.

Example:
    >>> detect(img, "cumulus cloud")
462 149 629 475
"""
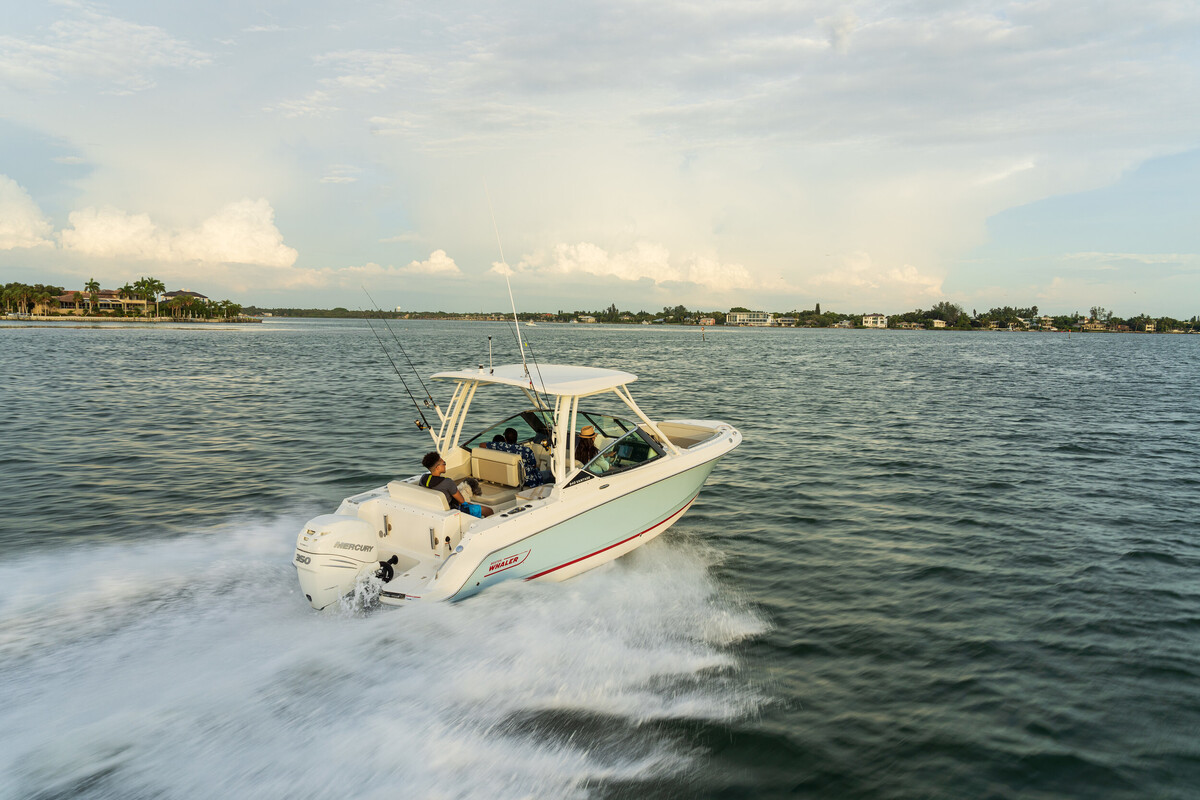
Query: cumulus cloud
400 249 461 276
60 198 297 267
296 251 464 287
0 175 54 250
496 242 763 290
0 3 209 93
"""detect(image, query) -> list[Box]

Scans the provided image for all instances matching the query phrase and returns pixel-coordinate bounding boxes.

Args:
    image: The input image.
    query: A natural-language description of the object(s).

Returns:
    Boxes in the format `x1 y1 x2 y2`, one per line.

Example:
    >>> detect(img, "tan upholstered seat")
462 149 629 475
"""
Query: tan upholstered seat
387 480 451 512
470 448 524 488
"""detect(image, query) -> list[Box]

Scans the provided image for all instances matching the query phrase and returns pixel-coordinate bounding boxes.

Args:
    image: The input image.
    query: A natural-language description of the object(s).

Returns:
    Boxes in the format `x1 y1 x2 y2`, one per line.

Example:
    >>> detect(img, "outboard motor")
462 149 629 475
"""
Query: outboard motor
294 514 379 609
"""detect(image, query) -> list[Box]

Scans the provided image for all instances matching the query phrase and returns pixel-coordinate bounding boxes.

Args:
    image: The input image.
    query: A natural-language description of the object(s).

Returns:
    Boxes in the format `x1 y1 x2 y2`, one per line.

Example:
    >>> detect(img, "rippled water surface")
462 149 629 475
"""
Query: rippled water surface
1 319 1197 799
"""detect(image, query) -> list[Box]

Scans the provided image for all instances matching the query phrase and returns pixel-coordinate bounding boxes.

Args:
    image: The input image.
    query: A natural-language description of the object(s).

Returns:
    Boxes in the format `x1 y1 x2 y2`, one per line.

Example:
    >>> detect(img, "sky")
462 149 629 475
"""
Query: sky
1 0 1198 316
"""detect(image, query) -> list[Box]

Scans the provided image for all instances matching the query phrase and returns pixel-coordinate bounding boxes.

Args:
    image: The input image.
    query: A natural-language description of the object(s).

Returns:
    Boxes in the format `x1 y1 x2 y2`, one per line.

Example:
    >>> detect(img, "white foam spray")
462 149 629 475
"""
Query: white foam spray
0 518 766 798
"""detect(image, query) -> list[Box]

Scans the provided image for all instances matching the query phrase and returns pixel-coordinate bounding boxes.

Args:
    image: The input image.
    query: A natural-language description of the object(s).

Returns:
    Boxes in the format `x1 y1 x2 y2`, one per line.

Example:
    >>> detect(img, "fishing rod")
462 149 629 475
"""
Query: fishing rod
485 182 552 409
362 286 437 412
363 310 431 431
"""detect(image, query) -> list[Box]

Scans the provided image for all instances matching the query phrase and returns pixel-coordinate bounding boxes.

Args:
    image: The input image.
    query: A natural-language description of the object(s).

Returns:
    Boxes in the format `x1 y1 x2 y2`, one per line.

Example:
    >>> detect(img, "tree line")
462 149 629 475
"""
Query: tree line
886 302 1200 332
3 277 244 320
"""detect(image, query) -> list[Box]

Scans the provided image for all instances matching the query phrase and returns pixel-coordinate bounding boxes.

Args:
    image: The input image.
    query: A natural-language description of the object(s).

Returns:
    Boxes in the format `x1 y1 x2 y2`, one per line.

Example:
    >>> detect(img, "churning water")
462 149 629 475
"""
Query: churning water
0 319 1197 799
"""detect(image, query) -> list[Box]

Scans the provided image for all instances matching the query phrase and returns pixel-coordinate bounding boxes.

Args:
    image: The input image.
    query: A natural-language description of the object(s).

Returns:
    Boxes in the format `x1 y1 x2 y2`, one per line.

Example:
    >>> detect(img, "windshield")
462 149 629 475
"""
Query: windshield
574 412 634 440
582 429 663 477
461 410 554 449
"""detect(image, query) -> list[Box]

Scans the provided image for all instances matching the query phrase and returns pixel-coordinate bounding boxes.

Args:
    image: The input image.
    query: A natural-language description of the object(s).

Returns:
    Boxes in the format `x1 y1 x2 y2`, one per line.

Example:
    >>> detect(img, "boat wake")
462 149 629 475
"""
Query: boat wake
0 517 767 799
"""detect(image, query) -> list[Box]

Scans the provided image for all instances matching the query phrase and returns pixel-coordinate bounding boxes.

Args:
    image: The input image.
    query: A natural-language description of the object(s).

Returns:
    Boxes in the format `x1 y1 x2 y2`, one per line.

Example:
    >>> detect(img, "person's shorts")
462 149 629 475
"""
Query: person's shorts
460 502 484 518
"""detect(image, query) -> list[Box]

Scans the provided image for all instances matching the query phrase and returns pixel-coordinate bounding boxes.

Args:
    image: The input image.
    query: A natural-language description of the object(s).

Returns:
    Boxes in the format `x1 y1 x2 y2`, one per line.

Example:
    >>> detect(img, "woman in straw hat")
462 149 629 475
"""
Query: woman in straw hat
574 425 609 472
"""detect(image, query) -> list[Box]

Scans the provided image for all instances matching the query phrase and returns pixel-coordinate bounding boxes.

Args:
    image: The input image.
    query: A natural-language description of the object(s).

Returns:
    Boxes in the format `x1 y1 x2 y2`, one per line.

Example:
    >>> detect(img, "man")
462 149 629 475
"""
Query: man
479 427 548 487
420 452 493 517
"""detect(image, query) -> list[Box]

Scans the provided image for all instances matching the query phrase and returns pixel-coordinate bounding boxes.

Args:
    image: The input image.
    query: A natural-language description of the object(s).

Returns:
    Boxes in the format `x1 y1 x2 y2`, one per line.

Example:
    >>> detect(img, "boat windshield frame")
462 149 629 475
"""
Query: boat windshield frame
427 364 680 483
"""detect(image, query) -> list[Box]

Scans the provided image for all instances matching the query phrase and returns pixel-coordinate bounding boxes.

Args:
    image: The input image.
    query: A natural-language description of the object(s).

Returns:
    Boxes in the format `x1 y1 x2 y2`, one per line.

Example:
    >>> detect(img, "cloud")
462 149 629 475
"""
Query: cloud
320 164 361 184
1063 251 1200 268
812 252 943 297
60 198 298 267
53 155 86 165
314 50 430 93
379 232 422 244
0 175 54 250
495 242 764 291
295 251 463 287
264 90 339 118
0 3 209 93
400 249 461 276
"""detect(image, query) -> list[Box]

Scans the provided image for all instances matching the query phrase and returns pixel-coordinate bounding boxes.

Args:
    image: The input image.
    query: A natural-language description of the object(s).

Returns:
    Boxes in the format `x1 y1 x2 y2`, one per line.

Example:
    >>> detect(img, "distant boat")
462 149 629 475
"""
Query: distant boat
526 321 537 327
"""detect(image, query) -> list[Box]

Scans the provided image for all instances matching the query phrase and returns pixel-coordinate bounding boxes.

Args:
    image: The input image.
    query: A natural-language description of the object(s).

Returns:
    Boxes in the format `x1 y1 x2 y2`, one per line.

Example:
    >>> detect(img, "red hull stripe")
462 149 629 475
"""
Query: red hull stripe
524 493 698 581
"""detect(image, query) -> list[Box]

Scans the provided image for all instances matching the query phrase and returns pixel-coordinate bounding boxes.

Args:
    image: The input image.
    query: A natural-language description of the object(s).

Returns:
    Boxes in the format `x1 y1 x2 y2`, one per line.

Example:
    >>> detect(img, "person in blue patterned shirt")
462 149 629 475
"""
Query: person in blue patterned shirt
480 427 547 487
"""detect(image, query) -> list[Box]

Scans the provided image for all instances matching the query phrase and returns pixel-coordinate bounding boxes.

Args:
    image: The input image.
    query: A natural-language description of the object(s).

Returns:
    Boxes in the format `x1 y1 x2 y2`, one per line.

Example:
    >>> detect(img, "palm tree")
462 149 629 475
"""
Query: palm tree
134 278 150 316
85 278 100 314
117 282 134 316
15 284 32 315
146 277 165 318
34 291 58 316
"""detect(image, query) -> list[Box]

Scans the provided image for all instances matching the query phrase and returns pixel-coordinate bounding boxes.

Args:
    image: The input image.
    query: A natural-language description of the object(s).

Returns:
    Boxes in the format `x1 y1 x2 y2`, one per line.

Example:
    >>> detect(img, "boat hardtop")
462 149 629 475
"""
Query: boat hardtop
293 360 741 609
432 363 635 396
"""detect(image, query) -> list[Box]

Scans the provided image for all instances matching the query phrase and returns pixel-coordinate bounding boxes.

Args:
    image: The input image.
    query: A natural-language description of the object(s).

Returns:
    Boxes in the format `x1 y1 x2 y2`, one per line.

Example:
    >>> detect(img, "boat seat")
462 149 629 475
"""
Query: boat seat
472 482 519 506
470 448 524 488
387 480 450 512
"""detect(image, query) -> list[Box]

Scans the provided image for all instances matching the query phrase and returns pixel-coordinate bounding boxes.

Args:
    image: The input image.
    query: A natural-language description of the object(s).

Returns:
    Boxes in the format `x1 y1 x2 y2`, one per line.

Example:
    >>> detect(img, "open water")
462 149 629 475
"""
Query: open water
0 319 1197 799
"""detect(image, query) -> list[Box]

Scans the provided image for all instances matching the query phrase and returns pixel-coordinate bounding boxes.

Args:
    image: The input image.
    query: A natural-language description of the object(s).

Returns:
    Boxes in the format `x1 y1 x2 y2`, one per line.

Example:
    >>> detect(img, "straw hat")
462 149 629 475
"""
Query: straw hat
579 425 597 439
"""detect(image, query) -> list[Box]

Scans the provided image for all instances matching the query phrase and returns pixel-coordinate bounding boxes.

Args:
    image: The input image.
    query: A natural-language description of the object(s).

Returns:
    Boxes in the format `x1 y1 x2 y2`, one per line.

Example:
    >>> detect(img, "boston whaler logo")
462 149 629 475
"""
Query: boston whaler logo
487 549 530 576
334 542 374 553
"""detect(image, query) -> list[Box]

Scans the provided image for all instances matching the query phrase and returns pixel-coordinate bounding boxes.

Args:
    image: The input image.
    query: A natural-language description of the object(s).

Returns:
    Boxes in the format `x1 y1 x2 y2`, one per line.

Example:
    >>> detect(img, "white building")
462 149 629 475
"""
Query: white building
931 319 947 328
863 313 888 328
727 310 773 326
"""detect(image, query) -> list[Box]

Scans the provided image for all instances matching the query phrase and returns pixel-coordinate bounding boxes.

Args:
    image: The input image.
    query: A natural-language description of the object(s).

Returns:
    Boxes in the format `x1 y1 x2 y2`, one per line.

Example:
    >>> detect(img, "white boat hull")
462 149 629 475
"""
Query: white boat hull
409 455 720 603
295 424 738 608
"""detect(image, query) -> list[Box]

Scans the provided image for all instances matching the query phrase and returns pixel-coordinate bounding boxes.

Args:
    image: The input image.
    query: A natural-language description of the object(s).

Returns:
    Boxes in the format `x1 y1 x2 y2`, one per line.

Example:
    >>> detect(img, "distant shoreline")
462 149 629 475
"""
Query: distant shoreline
2 314 261 325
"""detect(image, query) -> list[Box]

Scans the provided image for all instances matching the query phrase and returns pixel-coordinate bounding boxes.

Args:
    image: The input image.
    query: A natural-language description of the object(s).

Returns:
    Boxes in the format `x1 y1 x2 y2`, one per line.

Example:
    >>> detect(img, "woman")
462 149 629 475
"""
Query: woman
573 426 609 472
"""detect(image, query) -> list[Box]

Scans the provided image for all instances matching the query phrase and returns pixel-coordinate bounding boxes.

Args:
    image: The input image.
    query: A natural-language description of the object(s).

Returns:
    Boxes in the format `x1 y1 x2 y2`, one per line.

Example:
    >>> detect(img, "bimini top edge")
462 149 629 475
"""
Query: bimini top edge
431 363 637 398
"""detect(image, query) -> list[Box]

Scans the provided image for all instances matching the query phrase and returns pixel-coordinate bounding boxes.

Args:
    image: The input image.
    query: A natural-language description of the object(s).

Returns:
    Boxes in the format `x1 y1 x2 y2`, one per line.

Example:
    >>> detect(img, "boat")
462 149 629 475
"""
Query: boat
526 321 537 327
294 362 741 608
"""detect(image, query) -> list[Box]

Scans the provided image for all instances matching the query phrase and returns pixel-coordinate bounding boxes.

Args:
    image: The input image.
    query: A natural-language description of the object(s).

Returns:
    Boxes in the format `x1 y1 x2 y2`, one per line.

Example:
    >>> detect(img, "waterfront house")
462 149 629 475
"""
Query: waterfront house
899 321 923 330
931 319 947 328
862 313 887 328
54 287 148 315
773 316 798 327
727 310 773 326
698 317 716 326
